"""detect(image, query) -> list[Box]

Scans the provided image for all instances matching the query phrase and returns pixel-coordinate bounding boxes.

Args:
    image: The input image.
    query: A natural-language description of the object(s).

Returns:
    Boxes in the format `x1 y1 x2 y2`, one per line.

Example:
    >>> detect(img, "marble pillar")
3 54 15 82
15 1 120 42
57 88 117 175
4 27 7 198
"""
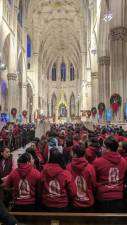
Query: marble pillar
110 27 127 121
32 53 39 112
98 56 110 106
7 73 17 112
21 82 27 111
91 72 98 107
87 82 92 109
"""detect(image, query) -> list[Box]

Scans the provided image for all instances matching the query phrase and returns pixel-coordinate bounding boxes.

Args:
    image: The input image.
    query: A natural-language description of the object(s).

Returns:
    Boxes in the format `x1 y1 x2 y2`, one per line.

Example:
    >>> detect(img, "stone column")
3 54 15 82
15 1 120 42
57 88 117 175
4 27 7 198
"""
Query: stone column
87 82 92 109
48 102 51 117
7 73 17 112
91 72 98 107
110 27 127 121
81 52 87 110
21 82 27 111
32 53 39 112
98 56 110 106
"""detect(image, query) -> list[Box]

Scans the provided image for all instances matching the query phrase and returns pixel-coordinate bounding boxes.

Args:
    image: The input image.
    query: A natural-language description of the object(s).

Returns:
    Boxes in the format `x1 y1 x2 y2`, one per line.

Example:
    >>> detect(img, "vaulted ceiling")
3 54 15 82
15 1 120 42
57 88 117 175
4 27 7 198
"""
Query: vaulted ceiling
26 0 94 70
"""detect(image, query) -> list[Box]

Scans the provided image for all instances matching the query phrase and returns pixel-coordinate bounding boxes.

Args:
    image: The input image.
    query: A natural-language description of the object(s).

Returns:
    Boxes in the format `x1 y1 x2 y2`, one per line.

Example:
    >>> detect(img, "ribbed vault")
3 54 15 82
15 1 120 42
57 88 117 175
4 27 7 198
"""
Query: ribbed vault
26 0 89 71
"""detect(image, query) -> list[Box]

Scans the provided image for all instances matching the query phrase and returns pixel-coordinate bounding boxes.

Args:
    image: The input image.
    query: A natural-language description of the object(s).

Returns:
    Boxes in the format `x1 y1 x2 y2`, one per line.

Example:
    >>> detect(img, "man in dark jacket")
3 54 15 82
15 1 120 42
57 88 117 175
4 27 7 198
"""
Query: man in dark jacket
0 200 18 225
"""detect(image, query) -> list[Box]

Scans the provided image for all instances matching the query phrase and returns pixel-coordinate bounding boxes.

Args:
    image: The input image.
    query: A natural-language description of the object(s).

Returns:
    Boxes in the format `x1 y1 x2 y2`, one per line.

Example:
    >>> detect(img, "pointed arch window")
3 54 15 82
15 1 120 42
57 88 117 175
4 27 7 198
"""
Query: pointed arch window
52 63 57 81
70 63 75 81
61 63 66 81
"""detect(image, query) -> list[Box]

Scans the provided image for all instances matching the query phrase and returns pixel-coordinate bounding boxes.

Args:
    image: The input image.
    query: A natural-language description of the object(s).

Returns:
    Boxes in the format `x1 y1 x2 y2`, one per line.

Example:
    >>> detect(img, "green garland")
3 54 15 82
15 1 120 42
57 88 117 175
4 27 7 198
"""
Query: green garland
98 103 105 112
11 108 17 116
110 93 122 106
91 107 97 114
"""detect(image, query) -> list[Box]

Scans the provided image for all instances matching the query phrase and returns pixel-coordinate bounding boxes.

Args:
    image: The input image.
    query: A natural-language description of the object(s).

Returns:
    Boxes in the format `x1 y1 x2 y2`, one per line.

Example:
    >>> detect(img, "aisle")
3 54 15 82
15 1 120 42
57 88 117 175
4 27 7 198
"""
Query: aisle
12 143 31 165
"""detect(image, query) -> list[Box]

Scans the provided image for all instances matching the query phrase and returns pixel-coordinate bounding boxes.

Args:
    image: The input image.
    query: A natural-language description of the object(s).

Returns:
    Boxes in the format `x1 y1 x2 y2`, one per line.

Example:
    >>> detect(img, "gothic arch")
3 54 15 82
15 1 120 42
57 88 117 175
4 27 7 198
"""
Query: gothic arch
2 34 10 70
27 77 35 95
1 34 11 111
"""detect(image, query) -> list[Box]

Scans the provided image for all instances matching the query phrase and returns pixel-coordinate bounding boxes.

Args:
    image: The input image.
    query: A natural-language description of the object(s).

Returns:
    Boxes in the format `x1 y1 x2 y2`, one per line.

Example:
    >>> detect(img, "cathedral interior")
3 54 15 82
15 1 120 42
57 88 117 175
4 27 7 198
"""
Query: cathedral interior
1 1 127 225
0 0 127 123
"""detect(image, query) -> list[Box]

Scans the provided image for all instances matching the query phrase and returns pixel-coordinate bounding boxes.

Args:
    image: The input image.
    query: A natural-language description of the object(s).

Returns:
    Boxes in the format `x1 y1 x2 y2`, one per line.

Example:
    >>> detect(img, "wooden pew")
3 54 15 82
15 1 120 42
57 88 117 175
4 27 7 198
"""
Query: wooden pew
10 212 127 225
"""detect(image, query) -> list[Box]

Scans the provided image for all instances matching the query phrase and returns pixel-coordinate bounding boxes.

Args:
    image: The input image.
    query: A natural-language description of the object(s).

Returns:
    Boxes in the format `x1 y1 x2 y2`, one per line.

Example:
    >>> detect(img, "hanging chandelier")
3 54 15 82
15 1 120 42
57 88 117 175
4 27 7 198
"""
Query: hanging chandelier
103 10 112 22
103 0 112 22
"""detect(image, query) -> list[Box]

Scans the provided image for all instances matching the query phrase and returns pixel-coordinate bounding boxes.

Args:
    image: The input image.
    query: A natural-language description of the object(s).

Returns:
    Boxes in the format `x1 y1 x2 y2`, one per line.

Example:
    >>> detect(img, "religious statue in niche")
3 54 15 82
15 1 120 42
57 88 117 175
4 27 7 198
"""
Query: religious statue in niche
59 104 67 117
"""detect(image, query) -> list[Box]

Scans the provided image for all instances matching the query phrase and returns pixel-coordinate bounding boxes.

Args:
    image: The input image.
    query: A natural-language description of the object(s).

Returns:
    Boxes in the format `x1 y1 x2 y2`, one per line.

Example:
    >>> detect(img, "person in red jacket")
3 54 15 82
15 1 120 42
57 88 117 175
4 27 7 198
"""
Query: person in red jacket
4 153 41 212
41 147 76 211
93 136 127 212
67 145 96 212
85 137 101 163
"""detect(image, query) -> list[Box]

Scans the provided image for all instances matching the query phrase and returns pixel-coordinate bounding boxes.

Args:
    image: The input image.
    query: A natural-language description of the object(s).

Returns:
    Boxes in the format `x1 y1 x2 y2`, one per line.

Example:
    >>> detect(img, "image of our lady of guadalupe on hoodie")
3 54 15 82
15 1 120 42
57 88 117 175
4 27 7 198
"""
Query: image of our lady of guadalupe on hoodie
49 179 61 197
75 175 87 199
108 167 119 186
18 178 30 199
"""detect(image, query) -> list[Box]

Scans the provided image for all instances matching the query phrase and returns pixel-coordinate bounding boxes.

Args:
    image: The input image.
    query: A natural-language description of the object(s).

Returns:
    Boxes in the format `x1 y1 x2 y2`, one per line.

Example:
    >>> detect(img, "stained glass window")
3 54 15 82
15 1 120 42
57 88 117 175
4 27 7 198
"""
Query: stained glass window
27 35 31 58
52 63 56 81
70 63 75 81
61 63 66 81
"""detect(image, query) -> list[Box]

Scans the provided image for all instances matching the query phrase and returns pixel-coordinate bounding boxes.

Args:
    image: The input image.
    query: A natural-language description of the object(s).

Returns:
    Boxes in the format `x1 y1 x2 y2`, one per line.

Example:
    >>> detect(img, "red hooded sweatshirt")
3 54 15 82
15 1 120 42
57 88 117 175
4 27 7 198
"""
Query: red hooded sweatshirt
85 146 99 163
41 163 76 208
93 151 127 201
67 157 96 208
5 164 41 205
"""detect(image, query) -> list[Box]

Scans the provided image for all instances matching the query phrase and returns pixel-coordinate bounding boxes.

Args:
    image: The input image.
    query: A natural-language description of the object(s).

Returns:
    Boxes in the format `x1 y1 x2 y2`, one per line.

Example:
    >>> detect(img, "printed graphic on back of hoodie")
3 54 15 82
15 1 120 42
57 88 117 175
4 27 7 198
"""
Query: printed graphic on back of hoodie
108 168 119 186
18 179 31 199
75 176 89 201
49 179 61 198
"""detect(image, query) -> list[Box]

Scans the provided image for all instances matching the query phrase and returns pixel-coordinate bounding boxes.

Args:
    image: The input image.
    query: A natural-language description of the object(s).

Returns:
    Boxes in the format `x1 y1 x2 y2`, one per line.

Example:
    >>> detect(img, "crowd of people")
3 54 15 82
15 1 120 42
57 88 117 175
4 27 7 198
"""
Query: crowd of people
0 123 35 150
1 122 127 218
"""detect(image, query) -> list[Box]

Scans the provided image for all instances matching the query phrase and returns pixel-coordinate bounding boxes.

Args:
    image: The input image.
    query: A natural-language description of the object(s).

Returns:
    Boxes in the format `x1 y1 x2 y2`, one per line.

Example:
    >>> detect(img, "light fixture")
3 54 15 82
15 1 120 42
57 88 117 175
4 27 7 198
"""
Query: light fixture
103 10 113 22
91 49 97 55
103 0 113 22
0 63 6 70
0 52 6 71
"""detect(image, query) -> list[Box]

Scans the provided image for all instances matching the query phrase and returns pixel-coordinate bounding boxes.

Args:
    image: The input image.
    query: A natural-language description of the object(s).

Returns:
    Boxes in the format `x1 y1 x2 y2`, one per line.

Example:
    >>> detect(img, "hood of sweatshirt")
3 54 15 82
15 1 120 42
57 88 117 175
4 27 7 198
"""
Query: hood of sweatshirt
71 157 88 173
17 163 32 179
103 151 122 164
44 163 63 178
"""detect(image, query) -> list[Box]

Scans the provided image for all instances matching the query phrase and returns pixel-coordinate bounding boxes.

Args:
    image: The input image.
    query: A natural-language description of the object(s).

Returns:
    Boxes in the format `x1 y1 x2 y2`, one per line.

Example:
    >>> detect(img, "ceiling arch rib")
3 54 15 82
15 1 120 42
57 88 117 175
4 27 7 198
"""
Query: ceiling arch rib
41 41 80 66
42 45 80 72
26 0 88 75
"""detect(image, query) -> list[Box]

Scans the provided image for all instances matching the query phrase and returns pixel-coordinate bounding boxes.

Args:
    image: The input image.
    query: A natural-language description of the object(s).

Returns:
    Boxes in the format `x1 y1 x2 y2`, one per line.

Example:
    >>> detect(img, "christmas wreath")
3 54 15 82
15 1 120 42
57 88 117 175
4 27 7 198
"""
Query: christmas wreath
98 103 105 115
110 93 122 112
87 110 91 118
22 110 27 118
11 108 17 117
91 107 97 117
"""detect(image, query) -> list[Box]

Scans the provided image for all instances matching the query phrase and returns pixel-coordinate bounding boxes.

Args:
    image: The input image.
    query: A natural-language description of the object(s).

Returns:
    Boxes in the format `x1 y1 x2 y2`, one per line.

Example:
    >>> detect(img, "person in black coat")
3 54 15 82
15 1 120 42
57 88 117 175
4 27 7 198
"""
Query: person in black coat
0 200 18 225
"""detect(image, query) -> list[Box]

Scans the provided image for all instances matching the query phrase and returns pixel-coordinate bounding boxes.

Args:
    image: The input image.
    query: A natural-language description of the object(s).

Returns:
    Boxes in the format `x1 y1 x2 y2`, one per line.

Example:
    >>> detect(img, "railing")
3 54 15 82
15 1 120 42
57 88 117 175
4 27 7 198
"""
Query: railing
0 130 35 151
9 212 127 225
